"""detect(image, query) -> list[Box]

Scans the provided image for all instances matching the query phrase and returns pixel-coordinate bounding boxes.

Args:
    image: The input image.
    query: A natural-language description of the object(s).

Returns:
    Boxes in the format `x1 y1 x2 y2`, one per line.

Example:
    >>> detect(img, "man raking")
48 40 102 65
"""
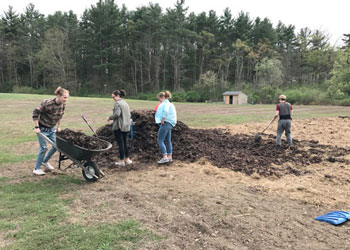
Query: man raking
273 95 293 147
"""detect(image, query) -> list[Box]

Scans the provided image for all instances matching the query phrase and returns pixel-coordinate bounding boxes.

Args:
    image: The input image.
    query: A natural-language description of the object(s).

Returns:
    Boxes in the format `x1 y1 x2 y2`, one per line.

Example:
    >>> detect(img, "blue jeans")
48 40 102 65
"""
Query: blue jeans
157 122 173 156
35 127 57 170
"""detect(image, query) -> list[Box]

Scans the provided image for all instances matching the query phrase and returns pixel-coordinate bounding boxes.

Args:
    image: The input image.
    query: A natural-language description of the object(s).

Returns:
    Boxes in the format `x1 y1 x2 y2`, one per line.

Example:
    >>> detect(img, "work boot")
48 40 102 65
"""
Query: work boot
33 169 46 176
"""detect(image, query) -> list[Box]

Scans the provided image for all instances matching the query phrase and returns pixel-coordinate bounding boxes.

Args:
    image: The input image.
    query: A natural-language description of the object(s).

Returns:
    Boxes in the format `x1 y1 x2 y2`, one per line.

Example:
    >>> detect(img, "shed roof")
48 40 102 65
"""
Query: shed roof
222 91 243 96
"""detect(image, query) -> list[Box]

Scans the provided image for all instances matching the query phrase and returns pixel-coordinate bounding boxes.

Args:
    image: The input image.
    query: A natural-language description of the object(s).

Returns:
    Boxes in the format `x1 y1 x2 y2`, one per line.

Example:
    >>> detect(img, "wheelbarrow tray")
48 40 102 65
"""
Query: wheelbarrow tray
56 136 112 162
38 132 112 182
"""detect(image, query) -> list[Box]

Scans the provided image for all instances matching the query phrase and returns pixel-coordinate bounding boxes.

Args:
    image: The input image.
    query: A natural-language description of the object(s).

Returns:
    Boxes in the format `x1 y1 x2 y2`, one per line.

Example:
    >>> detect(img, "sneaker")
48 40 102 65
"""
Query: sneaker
115 161 126 167
33 169 46 176
157 158 170 164
125 159 133 165
42 162 54 171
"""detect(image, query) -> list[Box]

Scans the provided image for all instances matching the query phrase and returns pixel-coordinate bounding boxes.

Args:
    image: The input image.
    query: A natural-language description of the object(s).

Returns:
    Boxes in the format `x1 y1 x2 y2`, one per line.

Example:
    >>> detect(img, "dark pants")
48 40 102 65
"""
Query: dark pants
276 119 292 145
113 130 129 160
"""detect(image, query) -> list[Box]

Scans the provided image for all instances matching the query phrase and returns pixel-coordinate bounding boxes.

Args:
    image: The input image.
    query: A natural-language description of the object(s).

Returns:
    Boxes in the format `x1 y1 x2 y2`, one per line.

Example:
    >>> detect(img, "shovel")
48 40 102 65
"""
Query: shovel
81 114 98 137
254 118 275 142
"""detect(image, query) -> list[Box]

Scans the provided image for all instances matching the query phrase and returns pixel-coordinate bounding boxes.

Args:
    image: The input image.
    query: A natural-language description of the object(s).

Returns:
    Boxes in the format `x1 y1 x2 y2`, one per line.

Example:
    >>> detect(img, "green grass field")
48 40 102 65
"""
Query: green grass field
0 93 349 249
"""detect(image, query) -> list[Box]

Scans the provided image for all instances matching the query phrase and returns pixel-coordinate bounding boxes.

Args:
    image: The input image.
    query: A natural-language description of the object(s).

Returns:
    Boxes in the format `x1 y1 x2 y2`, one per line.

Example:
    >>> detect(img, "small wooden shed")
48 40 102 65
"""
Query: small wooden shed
223 91 248 105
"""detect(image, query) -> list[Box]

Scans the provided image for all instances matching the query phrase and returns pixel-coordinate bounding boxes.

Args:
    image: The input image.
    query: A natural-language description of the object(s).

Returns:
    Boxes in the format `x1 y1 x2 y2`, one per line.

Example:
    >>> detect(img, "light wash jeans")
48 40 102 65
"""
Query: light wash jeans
35 127 57 170
157 122 173 156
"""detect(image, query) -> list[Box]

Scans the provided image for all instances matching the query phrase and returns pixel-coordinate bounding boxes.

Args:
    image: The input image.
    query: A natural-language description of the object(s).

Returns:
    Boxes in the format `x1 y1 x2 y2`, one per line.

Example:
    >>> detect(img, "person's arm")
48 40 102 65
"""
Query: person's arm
108 102 121 121
290 104 293 117
56 119 62 132
33 101 46 134
34 120 40 134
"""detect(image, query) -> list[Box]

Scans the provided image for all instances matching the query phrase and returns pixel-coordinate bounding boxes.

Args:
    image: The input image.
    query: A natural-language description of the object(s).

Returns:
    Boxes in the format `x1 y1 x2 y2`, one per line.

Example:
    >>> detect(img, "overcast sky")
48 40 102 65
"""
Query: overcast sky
1 0 349 46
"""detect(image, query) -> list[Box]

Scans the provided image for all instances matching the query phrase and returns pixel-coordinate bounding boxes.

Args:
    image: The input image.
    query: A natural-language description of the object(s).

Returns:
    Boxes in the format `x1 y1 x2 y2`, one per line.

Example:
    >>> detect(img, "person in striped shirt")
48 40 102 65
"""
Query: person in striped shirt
32 86 69 176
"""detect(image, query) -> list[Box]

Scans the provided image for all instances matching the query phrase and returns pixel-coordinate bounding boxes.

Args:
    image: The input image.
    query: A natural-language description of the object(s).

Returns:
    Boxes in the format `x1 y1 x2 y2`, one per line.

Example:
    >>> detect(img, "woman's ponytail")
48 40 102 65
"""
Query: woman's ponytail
120 90 126 98
158 90 172 99
165 91 172 99
54 86 69 96
112 89 126 98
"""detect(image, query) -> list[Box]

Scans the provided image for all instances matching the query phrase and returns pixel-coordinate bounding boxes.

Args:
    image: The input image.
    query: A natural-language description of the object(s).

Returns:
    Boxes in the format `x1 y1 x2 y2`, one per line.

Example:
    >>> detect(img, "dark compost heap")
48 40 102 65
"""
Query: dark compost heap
94 110 350 177
57 128 108 150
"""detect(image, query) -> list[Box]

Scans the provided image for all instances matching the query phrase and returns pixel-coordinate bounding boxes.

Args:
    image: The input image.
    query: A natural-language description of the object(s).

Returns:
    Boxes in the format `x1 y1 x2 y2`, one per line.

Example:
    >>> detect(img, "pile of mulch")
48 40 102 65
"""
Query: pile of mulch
94 110 350 177
57 128 108 150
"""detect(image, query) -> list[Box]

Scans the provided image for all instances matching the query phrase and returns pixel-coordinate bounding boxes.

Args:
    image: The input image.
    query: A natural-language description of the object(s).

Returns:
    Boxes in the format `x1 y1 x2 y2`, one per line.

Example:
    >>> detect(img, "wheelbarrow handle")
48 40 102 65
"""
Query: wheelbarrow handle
38 132 57 148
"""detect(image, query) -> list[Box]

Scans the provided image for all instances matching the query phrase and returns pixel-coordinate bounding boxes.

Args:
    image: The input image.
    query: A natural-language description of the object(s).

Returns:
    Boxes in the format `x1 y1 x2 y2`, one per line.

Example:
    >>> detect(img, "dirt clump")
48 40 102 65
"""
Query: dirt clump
95 110 350 177
57 128 108 150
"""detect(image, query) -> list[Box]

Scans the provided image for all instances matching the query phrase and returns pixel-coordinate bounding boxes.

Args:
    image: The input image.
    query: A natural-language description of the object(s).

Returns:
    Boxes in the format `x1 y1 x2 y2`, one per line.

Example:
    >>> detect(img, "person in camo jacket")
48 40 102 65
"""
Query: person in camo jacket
273 94 293 147
32 86 69 176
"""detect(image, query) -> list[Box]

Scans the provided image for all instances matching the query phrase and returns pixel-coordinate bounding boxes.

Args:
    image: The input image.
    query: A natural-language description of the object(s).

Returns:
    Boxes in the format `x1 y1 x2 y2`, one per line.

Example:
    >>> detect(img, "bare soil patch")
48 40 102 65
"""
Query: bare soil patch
0 231 14 249
94 110 350 178
67 161 350 250
59 113 350 250
3 113 350 250
221 116 350 147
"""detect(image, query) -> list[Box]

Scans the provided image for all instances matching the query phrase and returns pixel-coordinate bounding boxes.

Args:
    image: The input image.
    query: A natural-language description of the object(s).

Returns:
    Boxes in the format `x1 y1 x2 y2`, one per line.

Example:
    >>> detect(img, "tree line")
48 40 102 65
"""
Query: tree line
1 0 350 104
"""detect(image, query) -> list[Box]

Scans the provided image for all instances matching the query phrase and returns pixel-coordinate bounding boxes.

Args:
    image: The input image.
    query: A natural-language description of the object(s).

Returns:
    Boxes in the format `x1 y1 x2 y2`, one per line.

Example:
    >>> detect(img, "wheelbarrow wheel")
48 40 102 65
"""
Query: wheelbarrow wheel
82 161 100 182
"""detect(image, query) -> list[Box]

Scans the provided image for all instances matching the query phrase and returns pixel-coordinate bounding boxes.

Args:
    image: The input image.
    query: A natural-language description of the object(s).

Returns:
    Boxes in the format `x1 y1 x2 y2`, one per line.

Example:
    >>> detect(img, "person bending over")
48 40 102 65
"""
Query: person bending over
32 86 69 176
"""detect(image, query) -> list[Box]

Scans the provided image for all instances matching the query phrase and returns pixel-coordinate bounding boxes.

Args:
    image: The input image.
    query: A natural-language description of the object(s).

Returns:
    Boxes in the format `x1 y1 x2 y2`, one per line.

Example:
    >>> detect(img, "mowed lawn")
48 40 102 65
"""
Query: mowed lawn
0 93 349 249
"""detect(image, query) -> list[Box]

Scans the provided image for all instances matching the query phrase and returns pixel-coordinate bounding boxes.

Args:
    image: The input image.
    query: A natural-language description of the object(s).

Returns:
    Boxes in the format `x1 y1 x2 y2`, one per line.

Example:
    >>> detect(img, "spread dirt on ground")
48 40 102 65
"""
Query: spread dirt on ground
94 110 350 177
